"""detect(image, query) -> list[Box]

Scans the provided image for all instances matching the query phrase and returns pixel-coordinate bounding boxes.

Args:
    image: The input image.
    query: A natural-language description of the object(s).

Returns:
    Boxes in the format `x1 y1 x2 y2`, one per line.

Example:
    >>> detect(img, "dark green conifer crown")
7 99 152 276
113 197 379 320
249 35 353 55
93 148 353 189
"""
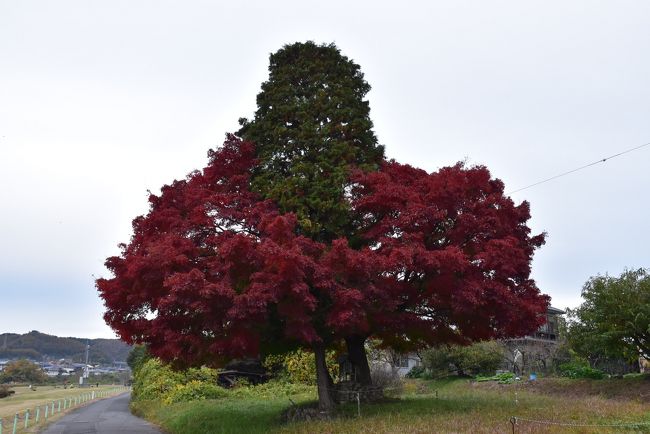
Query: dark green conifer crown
238 41 384 241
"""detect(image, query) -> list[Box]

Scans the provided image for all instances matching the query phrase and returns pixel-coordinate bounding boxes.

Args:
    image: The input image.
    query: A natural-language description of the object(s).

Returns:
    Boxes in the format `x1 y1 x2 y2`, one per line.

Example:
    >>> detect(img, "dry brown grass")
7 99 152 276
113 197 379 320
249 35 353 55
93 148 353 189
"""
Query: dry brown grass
275 378 650 434
511 376 650 401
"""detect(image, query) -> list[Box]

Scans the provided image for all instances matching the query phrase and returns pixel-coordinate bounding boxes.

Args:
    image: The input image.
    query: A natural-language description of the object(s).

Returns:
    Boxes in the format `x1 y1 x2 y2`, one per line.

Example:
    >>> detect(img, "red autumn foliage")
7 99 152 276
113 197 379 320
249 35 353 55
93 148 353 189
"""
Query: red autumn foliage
328 161 549 351
97 136 548 368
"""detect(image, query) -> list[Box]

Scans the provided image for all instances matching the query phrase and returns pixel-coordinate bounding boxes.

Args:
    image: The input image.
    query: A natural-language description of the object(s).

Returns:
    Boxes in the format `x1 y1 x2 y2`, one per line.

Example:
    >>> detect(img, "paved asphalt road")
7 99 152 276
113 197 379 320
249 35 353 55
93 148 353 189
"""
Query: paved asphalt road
41 392 162 434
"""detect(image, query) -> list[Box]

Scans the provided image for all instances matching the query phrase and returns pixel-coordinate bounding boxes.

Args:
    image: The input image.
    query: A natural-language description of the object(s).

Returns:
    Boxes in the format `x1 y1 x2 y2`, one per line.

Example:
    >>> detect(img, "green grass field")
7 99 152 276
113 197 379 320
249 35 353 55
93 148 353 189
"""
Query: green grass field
131 377 650 434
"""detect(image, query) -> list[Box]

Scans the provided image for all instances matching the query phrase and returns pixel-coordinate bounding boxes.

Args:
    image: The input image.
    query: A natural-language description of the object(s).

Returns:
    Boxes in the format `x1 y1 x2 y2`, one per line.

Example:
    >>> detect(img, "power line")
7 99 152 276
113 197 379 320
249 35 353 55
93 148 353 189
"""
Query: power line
507 141 650 195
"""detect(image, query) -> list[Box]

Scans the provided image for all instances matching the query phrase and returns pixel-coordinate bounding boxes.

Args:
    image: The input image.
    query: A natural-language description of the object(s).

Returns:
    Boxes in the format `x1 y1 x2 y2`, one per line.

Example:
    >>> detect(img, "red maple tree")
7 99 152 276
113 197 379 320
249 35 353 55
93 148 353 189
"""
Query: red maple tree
98 136 548 410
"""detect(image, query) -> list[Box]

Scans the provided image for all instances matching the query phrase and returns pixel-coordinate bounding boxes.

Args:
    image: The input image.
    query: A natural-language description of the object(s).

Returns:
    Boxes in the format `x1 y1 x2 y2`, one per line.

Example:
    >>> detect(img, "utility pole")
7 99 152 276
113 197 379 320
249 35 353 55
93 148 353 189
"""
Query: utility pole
80 342 90 387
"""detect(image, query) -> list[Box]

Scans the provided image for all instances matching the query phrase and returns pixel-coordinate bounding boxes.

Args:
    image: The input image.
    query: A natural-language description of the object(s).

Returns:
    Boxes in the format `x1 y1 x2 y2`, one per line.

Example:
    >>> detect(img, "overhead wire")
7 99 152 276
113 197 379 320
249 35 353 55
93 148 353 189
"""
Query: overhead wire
507 141 650 195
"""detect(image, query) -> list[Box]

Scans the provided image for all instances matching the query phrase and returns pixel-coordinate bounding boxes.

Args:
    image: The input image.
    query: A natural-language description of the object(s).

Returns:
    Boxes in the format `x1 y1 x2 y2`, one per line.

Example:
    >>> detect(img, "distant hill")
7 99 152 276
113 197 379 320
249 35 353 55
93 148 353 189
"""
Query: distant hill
0 331 131 364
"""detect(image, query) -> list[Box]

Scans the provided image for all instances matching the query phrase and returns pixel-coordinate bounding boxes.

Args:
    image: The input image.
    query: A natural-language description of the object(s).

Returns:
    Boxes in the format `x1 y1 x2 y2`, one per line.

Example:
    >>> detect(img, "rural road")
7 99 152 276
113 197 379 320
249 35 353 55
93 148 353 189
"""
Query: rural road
41 392 162 434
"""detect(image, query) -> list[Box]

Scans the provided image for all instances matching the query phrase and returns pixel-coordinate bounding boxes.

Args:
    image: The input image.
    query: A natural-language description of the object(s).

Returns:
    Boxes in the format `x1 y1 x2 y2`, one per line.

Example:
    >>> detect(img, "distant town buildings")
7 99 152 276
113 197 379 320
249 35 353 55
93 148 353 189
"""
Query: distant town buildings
0 358 129 378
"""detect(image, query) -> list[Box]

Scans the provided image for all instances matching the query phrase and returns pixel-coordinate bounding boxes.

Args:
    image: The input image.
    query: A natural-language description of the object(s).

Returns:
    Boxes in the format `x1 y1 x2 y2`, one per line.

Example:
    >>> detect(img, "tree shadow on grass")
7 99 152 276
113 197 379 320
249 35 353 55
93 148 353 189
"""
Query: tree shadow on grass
335 393 508 420
159 397 313 434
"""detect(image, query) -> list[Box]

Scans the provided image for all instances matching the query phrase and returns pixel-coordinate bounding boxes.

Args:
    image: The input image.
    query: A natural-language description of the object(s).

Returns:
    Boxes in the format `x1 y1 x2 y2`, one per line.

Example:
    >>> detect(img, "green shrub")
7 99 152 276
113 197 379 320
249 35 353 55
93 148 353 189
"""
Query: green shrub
421 347 453 377
0 385 15 398
405 365 426 379
127 345 151 373
451 341 505 376
558 361 605 379
421 341 505 377
475 372 515 384
163 380 229 405
0 359 47 384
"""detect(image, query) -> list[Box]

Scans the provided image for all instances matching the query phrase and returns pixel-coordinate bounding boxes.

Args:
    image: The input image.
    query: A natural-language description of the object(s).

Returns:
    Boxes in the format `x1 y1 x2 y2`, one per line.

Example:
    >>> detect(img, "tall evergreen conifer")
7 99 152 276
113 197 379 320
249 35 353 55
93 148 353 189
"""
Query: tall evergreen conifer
238 41 384 242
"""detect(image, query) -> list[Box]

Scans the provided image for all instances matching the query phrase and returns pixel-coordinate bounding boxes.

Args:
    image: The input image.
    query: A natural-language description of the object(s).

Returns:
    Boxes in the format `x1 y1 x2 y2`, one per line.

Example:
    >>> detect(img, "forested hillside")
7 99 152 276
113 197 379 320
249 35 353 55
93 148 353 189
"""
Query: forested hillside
0 331 130 363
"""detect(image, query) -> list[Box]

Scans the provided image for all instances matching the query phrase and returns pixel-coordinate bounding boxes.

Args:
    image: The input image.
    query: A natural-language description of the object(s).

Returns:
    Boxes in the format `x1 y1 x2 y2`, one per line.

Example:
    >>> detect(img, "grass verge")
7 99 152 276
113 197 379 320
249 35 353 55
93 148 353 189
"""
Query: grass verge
132 377 650 434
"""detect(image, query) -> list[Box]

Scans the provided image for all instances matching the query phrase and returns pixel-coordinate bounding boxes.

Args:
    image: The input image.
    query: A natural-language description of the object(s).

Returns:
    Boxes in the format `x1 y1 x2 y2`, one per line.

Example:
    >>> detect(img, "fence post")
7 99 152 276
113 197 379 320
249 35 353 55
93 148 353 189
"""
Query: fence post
35 407 40 424
356 392 361 418
44 404 49 420
58 400 61 413
11 414 17 434
51 401 55 415
24 410 29 429
1 417 3 434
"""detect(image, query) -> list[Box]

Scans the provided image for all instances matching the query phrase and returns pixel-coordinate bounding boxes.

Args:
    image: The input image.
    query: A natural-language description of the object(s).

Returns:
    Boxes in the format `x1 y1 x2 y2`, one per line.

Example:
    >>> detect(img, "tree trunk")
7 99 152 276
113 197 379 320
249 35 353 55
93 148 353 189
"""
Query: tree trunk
346 335 372 385
313 343 335 412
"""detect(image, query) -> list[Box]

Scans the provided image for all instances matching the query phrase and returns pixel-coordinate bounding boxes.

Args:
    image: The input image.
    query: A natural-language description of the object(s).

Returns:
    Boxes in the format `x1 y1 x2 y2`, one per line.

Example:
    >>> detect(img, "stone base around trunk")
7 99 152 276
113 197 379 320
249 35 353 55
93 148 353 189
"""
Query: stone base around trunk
334 381 384 403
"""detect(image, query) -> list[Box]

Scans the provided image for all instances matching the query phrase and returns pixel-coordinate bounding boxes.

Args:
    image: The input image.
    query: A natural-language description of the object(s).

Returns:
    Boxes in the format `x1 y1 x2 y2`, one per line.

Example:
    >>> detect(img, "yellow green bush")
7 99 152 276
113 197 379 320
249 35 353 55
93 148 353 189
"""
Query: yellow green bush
133 350 335 407
163 379 229 404
133 358 186 401
229 379 315 399
263 348 339 384
133 358 225 404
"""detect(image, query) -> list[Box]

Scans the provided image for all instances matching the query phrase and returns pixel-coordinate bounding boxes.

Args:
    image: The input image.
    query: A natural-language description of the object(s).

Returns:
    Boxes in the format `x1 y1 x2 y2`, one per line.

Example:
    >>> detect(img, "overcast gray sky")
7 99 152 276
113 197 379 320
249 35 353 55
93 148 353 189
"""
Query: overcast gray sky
1 0 649 339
